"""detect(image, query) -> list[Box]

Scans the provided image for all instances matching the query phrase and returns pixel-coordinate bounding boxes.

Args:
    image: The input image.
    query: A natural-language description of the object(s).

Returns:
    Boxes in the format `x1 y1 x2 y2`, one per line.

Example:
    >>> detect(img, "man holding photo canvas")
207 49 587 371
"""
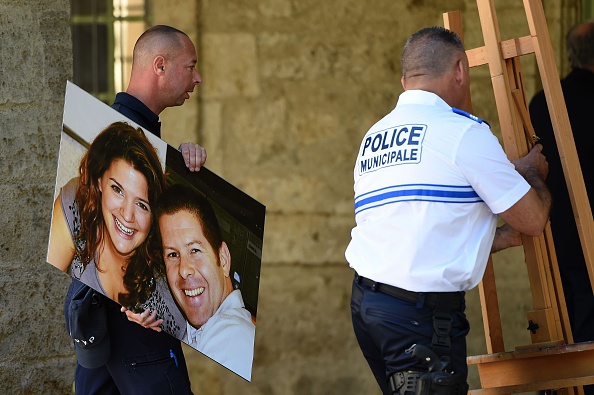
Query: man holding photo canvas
65 25 206 395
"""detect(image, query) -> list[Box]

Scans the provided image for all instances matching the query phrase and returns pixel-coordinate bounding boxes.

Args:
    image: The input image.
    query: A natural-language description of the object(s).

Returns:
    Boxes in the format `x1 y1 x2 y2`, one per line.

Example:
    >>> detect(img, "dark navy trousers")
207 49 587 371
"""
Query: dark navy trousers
65 279 193 395
350 276 470 395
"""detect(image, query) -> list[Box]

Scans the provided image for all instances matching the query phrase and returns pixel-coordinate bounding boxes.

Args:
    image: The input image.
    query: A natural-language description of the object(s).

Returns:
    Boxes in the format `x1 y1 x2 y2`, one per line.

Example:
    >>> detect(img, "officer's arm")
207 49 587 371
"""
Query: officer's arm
498 145 551 237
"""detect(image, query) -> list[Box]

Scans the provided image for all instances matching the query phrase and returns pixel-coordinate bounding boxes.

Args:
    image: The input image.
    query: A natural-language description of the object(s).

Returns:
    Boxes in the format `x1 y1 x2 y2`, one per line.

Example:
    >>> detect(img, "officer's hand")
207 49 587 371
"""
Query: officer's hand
512 144 548 181
178 142 207 172
491 223 522 253
121 306 163 332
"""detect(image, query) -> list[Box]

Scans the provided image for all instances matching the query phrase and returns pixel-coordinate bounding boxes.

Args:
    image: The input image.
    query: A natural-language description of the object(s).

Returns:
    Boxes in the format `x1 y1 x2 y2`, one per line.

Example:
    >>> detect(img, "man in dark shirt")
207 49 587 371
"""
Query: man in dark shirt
529 20 594 395
70 25 207 395
112 24 205 171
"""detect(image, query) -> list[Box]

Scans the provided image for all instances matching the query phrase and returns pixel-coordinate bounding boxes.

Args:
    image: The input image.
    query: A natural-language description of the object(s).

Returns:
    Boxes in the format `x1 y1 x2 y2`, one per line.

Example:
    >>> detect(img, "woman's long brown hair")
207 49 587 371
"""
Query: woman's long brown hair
75 122 165 310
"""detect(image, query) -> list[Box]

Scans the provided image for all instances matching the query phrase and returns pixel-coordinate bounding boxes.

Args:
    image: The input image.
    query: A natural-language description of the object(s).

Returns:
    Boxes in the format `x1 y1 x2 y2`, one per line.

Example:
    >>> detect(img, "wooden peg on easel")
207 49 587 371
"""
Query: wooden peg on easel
511 90 540 146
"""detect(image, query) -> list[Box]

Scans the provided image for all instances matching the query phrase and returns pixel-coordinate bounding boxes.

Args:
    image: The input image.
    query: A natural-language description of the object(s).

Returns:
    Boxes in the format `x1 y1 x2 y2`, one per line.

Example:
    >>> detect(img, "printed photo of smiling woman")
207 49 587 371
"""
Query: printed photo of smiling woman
47 122 186 338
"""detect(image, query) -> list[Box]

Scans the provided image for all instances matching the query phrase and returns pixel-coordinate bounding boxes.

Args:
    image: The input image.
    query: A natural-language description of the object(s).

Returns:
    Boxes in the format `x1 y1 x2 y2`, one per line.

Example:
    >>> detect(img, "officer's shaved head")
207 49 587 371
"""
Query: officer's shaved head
401 27 466 80
132 25 188 69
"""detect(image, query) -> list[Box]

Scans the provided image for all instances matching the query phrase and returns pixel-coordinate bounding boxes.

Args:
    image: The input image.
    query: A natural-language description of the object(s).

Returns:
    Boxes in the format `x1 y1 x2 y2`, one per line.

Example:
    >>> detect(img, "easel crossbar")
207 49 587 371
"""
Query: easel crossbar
468 36 534 67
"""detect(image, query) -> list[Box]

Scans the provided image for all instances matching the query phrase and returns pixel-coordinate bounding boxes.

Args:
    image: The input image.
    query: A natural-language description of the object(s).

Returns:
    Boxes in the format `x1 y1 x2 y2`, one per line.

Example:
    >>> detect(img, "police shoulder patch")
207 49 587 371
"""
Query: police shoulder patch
452 107 491 128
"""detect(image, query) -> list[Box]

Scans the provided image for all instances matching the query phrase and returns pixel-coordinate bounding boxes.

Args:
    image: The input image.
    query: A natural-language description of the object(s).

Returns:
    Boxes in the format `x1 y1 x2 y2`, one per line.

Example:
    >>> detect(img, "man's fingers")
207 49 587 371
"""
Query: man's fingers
179 142 207 172
199 146 206 161
189 145 198 170
189 145 206 171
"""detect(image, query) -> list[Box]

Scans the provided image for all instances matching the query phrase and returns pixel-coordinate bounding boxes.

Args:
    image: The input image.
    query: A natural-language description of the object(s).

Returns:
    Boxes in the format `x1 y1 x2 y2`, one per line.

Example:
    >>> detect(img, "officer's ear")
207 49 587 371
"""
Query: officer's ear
453 60 461 85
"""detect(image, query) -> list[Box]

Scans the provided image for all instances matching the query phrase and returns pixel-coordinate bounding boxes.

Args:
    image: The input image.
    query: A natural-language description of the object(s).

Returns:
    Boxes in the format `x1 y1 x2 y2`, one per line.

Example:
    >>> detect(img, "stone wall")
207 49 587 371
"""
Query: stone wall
0 1 73 394
0 0 582 394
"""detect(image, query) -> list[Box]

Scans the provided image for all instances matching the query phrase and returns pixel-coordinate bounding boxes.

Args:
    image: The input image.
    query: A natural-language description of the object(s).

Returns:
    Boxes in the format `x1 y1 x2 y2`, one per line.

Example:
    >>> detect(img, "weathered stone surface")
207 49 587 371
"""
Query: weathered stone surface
0 2 73 393
0 5 70 105
262 213 354 265
202 33 260 99
0 266 73 358
0 357 75 395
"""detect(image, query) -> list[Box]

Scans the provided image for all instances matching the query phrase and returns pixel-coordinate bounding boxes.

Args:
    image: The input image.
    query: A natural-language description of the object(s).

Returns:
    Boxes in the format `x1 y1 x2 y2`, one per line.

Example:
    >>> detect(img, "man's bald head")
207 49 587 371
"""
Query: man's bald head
566 20 594 70
126 25 201 115
132 25 188 70
401 27 466 81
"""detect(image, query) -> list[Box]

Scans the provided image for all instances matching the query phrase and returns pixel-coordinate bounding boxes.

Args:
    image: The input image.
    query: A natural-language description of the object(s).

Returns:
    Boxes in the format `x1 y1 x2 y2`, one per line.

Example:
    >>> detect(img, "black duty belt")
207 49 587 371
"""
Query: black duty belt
355 273 464 312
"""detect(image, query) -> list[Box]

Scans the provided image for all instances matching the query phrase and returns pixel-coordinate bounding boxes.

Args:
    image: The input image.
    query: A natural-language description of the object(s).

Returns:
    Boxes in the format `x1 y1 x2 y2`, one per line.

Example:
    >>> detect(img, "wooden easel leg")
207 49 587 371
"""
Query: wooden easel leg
444 1 592 393
478 257 505 354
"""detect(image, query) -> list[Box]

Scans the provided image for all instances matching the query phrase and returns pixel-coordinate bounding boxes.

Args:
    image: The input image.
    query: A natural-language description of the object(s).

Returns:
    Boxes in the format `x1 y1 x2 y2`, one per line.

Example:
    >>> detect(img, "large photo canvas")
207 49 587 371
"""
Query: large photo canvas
47 81 265 381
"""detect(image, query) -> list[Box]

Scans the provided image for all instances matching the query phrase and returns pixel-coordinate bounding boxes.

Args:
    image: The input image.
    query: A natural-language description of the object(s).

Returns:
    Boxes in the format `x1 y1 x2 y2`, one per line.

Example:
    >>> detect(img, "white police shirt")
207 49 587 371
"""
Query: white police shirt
345 90 531 292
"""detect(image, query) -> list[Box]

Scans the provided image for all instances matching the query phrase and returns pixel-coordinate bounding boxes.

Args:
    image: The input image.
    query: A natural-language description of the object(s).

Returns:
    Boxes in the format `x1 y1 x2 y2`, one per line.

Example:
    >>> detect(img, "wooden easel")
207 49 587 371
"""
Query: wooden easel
442 0 594 393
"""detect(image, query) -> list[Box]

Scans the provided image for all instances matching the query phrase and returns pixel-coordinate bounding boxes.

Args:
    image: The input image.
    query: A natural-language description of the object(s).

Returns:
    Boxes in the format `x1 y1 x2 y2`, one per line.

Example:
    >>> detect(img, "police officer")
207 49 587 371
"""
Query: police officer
346 27 551 395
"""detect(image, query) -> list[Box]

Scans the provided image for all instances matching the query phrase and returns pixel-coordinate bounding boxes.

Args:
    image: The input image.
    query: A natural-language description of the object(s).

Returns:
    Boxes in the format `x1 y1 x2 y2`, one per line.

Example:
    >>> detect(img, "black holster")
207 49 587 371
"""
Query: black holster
390 370 467 395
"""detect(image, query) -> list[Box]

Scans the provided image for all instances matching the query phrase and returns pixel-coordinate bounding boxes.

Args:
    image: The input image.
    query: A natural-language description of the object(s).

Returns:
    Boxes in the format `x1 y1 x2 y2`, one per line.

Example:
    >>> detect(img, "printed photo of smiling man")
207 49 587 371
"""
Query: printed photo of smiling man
154 183 256 381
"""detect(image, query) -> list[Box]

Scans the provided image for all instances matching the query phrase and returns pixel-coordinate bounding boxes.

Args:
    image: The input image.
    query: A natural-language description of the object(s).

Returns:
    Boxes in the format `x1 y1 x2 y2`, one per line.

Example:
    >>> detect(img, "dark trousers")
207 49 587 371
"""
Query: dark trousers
65 279 193 395
350 276 470 395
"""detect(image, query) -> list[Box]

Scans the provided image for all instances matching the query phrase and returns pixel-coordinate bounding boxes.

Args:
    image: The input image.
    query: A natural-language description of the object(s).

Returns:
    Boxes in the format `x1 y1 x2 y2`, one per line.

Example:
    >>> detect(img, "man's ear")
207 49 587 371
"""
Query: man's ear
219 241 231 277
401 76 407 90
454 58 467 87
154 55 166 75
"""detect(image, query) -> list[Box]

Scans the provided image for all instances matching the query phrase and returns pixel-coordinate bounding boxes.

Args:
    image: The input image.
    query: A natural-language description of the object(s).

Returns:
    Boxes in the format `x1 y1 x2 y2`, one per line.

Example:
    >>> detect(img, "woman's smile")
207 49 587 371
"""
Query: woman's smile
99 158 152 257
114 215 136 237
